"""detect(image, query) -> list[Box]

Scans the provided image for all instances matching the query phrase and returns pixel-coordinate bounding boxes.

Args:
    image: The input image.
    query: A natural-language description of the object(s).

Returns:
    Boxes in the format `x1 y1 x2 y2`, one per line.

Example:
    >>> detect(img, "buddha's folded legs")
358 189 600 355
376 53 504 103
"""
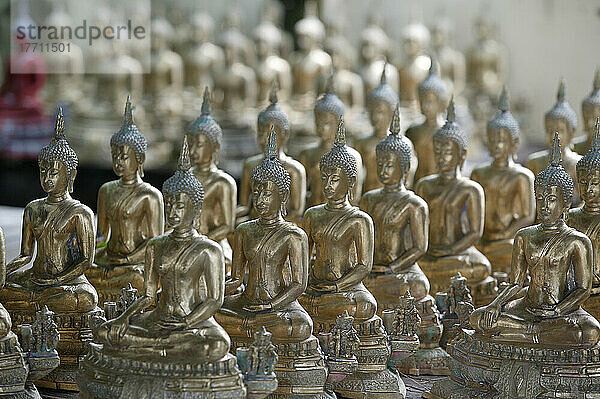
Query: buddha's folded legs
365 265 430 310
299 284 377 323
421 247 491 285
0 273 97 313
216 298 313 343
471 299 600 348
86 263 145 302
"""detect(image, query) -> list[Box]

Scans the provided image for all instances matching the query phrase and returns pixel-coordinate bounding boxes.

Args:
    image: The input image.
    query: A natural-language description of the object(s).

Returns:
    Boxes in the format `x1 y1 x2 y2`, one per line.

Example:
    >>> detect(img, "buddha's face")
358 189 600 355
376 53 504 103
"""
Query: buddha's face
487 128 516 161
321 165 352 201
377 152 404 186
315 112 339 143
582 104 600 134
257 122 286 153
369 100 393 132
433 138 463 173
165 192 196 229
535 184 566 226
545 118 572 149
419 90 443 120
188 134 214 167
111 144 140 178
252 180 282 218
578 169 600 206
39 159 70 195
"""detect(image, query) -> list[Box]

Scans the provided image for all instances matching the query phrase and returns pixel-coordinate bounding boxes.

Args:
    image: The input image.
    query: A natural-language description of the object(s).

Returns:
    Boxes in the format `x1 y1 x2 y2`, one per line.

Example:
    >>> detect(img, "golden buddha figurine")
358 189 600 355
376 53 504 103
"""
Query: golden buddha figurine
0 108 100 390
527 79 582 204
431 19 466 96
405 61 449 182
415 98 495 306
238 83 306 223
289 11 332 109
216 127 329 398
426 133 600 399
79 138 249 398
360 107 449 375
299 77 363 207
360 14 399 99
184 12 224 94
574 69 600 155
327 38 364 115
568 118 600 321
356 68 417 192
187 88 237 269
253 22 292 105
87 97 164 305
396 21 432 112
471 133 600 346
300 117 405 398
471 87 535 274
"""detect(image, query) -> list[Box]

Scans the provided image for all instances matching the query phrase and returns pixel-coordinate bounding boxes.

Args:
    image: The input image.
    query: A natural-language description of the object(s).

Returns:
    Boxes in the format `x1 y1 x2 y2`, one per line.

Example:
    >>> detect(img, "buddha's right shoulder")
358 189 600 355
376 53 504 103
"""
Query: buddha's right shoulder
527 150 547 164
415 175 437 190
303 204 324 220
148 233 170 247
470 162 492 179
139 182 163 199
25 198 45 209
99 180 118 192
515 225 538 239
243 155 262 169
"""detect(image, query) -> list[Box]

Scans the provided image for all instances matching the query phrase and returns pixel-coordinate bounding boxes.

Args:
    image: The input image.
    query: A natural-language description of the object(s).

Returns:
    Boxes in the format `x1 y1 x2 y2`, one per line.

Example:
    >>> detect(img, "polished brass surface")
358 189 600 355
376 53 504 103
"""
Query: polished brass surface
415 99 495 305
187 88 237 269
0 108 99 390
471 88 534 274
300 117 405 398
299 78 364 207
356 70 417 192
405 62 448 183
218 126 328 398
87 97 164 304
526 79 581 204
239 83 306 223
78 138 248 398
569 118 600 321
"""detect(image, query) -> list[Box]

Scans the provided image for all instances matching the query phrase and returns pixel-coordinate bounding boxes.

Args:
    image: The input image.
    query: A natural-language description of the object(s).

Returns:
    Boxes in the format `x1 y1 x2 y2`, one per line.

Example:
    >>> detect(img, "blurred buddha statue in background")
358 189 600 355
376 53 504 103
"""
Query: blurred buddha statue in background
574 69 600 155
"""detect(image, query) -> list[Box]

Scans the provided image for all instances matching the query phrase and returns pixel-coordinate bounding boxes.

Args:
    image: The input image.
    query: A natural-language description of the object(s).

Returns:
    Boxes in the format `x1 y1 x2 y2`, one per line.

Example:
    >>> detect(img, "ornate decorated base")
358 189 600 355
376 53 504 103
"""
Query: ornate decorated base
232 335 330 399
425 330 600 399
78 343 247 399
10 308 102 391
334 316 406 399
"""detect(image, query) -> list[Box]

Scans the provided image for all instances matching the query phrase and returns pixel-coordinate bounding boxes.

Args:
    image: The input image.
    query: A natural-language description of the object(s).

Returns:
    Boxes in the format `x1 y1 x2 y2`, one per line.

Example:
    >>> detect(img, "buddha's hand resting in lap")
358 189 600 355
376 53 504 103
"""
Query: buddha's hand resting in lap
31 276 59 286
429 246 452 257
243 303 272 312
312 282 337 293
104 315 130 346
529 307 558 318
481 303 500 330
155 318 187 331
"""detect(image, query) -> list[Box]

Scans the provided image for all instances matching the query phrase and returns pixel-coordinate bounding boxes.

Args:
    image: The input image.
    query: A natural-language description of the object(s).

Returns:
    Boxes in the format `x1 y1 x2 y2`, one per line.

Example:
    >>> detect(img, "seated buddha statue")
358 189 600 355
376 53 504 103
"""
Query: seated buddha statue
471 88 535 274
471 132 600 347
396 22 432 113
253 23 292 105
355 67 417 192
94 137 230 360
238 83 306 223
299 117 404 396
0 108 99 389
527 79 581 204
431 18 466 97
405 61 449 182
415 98 494 305
360 106 429 311
573 69 600 155
186 88 237 269
568 118 600 321
88 97 164 304
299 77 364 207
216 127 328 396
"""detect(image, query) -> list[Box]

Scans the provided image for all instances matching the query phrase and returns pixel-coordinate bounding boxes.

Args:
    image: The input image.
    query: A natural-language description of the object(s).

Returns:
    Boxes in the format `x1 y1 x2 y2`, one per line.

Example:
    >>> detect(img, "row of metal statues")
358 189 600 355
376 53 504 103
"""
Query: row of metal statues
1 61 600 398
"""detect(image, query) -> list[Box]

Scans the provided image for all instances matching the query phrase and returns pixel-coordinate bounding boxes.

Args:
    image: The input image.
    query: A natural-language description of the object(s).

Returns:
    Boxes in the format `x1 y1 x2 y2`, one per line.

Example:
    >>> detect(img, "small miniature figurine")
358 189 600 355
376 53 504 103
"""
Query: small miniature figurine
527 79 581 204
236 327 279 397
238 83 306 223
299 77 364 207
405 61 449 182
218 126 328 397
568 118 600 321
78 138 247 398
471 87 535 274
426 133 600 399
300 117 405 398
574 68 600 155
435 272 474 348
0 108 100 389
355 70 417 192
384 292 421 339
187 88 237 268
87 97 164 304
415 98 495 305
